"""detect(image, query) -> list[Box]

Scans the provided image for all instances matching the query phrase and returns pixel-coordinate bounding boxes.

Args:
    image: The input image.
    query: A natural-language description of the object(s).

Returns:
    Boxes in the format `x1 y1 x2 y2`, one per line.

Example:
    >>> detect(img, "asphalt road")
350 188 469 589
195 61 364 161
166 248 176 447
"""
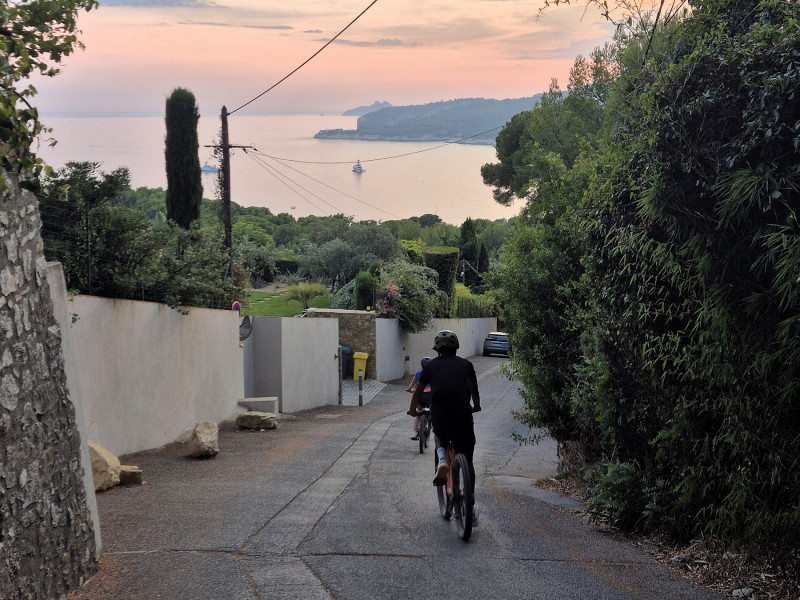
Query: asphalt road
68 356 724 600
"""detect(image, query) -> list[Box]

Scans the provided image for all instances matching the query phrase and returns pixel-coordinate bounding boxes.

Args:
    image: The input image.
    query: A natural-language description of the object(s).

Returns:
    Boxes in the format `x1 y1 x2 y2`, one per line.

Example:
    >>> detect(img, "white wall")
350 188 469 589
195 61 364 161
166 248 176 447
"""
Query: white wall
279 318 340 412
247 317 282 403
49 263 495 458
395 318 497 378
244 317 340 413
56 291 244 457
375 318 404 381
242 321 255 398
435 317 498 357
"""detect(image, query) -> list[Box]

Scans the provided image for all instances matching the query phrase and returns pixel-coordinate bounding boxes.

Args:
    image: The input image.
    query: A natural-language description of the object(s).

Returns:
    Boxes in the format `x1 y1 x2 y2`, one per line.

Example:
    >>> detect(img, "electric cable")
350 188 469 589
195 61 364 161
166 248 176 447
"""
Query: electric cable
246 148 400 219
230 0 380 115
242 150 336 215
244 152 333 215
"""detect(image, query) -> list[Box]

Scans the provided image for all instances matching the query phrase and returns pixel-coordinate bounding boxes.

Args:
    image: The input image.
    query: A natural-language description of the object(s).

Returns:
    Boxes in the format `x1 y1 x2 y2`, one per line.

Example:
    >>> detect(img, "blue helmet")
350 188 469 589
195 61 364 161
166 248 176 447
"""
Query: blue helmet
421 356 432 368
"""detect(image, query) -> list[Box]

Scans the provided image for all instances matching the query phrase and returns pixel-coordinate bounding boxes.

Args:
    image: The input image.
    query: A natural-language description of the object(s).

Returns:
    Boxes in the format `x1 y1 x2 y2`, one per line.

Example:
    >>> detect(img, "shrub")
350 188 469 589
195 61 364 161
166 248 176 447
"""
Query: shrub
401 239 426 264
374 260 439 333
330 280 355 309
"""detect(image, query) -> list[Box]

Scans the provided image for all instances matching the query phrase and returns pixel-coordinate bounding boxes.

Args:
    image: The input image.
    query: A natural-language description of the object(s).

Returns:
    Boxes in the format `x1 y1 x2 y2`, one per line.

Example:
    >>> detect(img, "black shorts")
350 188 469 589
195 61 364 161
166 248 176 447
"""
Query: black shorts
431 410 475 462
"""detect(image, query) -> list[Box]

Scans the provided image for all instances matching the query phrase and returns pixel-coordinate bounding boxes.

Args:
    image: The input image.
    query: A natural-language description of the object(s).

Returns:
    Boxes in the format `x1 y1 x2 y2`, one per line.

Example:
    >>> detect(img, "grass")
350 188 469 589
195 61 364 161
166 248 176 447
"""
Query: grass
242 290 332 317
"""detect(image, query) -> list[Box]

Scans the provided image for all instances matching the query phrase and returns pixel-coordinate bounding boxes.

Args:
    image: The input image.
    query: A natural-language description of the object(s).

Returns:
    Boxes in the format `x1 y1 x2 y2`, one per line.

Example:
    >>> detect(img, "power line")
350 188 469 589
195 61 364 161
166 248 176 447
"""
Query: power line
247 149 400 219
229 0 380 115
243 150 335 215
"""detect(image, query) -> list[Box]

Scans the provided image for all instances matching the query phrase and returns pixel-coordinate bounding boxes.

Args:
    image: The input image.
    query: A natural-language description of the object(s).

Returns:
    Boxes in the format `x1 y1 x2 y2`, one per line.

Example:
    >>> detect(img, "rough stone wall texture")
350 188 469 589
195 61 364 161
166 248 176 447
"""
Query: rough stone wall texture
0 166 97 599
306 309 377 380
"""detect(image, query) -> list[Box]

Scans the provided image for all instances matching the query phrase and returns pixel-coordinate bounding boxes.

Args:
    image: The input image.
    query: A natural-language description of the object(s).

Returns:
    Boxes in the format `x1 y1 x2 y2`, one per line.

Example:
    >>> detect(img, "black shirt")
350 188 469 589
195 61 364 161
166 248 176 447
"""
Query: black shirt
418 354 479 417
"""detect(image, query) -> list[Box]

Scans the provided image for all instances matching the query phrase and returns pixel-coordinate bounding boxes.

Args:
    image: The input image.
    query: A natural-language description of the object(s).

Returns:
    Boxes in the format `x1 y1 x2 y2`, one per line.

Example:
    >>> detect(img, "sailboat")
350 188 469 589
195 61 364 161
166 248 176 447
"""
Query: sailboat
352 160 365 174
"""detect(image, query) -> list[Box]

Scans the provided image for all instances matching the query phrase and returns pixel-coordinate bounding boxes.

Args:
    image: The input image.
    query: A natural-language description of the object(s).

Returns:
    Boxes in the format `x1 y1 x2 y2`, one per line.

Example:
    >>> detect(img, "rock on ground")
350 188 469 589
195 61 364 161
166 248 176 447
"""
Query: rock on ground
88 441 120 492
188 421 219 458
236 411 277 430
119 465 143 485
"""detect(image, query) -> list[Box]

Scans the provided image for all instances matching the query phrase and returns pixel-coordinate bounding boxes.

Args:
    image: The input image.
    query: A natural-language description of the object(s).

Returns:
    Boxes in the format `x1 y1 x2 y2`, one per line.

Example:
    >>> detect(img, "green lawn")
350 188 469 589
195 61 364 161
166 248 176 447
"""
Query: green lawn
242 290 332 317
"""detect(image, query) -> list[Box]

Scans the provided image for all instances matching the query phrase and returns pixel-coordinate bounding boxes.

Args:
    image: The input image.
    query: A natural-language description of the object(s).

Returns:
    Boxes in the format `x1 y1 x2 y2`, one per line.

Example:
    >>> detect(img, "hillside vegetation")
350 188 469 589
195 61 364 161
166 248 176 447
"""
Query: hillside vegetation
315 96 543 145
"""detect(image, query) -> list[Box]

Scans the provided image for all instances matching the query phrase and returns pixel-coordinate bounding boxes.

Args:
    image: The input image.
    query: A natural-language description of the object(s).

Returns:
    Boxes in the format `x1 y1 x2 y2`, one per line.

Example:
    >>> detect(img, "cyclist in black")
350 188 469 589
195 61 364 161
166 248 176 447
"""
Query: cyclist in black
408 330 481 495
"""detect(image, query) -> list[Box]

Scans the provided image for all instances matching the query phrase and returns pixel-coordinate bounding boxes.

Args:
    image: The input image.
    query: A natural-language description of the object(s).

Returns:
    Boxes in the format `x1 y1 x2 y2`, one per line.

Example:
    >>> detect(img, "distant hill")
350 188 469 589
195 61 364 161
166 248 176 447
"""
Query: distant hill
316 96 543 145
342 101 393 116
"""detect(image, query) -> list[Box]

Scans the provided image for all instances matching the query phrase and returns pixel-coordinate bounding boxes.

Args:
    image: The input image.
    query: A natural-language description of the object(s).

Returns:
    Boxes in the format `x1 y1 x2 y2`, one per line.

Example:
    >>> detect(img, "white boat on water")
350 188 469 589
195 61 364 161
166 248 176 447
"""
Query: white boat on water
352 160 364 174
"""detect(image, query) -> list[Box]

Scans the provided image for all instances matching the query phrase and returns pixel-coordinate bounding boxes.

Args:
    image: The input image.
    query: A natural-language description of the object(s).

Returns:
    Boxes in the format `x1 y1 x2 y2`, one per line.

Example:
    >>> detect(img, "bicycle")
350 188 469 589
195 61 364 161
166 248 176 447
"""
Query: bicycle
435 441 474 541
417 406 432 454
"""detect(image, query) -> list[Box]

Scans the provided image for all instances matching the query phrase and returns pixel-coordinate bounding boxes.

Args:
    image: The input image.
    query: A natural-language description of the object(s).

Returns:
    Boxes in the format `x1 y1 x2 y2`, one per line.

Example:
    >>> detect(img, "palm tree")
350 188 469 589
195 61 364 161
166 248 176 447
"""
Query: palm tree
285 283 328 310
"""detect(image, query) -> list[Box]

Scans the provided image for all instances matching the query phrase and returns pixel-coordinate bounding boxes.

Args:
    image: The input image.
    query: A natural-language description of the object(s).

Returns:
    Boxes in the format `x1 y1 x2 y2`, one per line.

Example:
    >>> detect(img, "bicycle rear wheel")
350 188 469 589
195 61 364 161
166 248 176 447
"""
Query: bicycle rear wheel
452 453 473 541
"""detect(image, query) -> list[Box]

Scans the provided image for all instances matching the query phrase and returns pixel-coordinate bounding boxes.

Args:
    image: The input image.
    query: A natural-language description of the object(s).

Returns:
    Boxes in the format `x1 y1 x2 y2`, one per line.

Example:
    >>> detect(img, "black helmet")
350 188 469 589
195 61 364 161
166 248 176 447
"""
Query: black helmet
433 330 459 351
421 356 432 368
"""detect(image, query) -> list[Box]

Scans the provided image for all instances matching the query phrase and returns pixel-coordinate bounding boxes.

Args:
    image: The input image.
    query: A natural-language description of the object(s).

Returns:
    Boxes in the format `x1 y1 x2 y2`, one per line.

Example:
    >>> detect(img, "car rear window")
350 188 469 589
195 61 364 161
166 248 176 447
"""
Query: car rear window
488 334 507 341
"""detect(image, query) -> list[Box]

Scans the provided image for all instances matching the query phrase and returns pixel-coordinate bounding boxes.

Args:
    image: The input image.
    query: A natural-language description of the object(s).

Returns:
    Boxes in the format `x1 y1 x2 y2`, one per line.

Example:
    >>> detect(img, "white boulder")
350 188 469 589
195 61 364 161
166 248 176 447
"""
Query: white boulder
88 441 121 492
188 421 219 458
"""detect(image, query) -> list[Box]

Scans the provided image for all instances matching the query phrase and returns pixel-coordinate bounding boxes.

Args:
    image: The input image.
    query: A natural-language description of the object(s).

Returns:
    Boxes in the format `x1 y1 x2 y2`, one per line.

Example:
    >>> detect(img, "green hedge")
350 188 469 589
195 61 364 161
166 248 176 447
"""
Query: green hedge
400 239 426 265
424 246 458 298
275 256 299 274
455 296 495 318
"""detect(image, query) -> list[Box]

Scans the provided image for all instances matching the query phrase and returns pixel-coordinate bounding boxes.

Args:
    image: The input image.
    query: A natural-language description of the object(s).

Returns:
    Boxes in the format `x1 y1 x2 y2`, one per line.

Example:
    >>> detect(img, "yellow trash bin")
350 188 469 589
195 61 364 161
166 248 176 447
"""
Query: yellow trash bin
352 352 369 381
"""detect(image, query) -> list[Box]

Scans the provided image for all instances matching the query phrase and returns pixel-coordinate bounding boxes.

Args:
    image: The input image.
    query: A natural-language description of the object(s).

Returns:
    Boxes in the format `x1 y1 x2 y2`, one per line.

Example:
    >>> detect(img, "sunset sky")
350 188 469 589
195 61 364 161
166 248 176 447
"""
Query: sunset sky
35 0 615 116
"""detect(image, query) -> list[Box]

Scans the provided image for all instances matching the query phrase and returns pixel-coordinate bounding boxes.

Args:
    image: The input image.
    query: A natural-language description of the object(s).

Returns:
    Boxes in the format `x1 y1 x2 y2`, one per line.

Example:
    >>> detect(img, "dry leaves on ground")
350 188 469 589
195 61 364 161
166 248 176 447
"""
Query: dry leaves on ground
534 477 799 599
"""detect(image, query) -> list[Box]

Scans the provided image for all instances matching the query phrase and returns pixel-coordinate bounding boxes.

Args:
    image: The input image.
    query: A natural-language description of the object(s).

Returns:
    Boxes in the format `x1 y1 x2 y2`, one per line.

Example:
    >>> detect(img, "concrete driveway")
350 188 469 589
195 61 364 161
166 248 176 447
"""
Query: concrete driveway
68 357 723 600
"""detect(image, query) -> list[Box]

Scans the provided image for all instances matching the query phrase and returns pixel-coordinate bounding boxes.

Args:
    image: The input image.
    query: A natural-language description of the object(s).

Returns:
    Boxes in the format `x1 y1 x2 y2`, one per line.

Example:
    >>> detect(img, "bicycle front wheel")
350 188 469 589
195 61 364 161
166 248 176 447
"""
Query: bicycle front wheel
418 415 427 454
452 453 473 541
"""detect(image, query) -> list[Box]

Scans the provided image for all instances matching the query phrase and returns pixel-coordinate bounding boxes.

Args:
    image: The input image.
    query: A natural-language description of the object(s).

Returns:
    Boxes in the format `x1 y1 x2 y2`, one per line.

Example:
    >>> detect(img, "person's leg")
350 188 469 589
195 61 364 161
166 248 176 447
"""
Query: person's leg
433 433 445 462
431 414 450 482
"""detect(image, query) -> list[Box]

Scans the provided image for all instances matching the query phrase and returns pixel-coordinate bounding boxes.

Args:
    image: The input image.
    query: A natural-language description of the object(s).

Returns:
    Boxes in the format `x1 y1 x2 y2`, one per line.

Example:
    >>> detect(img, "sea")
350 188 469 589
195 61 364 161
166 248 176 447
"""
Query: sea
36 113 522 227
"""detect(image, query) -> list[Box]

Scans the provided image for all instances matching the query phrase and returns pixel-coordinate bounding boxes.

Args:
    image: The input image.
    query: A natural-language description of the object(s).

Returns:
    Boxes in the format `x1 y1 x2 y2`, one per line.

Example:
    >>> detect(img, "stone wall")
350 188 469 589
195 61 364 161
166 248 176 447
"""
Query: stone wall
306 309 377 380
0 166 97 599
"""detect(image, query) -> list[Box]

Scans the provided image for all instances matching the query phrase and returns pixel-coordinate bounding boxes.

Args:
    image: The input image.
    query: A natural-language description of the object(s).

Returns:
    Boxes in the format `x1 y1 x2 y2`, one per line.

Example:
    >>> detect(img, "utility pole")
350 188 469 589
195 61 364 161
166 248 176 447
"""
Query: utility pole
461 258 481 287
208 106 254 256
221 106 232 253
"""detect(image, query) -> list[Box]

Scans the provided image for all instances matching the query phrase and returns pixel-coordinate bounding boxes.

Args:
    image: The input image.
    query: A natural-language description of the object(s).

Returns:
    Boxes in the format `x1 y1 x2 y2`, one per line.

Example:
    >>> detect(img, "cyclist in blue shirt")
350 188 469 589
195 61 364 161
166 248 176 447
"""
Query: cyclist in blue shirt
406 357 433 440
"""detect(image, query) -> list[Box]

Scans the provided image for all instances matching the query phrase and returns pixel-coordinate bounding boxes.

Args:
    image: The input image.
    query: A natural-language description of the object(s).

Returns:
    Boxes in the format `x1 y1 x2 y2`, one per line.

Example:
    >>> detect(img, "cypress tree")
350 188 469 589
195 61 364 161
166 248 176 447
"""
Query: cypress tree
477 241 489 273
165 88 202 228
355 270 374 310
459 217 477 263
